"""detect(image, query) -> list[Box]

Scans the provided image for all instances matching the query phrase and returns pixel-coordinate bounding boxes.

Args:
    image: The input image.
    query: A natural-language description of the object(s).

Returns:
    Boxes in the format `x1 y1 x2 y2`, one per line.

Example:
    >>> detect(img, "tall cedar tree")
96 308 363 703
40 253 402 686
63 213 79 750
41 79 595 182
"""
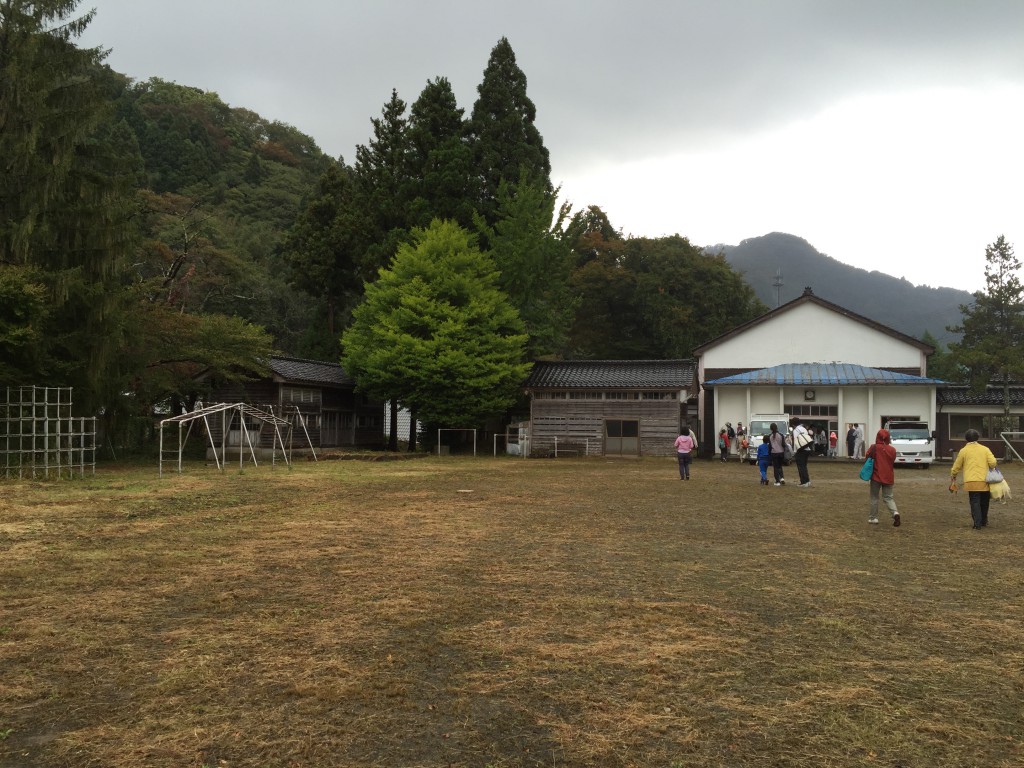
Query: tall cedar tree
468 37 551 228
406 77 477 230
353 89 415 276
948 236 1024 426
0 0 136 404
341 220 529 428
282 165 367 344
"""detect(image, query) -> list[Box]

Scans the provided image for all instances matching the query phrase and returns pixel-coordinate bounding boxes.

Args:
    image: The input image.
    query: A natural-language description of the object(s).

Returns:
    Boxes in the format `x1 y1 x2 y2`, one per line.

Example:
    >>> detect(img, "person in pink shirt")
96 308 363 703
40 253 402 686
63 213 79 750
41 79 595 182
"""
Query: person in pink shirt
673 426 697 480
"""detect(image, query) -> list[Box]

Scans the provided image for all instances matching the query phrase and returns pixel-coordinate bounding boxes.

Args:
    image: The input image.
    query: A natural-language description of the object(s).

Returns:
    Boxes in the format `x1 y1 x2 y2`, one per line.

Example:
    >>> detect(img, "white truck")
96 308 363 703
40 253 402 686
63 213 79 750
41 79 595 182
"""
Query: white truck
742 414 791 464
884 420 934 468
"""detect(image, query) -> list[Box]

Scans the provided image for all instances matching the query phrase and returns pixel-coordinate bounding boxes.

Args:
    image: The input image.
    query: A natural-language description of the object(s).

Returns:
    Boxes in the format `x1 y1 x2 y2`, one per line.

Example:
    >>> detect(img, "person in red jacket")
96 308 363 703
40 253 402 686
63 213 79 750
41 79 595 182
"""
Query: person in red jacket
866 428 900 526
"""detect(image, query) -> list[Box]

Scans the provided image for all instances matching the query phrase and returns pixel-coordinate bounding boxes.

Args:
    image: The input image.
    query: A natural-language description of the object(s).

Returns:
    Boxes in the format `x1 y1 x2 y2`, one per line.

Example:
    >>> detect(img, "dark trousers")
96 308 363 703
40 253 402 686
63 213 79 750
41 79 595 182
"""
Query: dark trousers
677 452 692 479
968 490 991 528
771 453 785 482
794 449 810 484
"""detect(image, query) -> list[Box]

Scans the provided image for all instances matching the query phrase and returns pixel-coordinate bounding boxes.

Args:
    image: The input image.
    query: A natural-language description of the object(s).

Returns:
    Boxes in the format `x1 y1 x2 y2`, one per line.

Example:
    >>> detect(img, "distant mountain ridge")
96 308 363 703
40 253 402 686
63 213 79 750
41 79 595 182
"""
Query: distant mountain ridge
709 233 969 346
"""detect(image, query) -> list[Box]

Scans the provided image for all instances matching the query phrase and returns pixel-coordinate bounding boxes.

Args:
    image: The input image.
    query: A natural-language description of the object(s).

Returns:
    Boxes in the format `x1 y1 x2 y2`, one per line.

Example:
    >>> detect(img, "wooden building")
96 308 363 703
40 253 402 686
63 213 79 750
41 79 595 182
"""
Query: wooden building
936 384 1024 460
523 360 698 457
204 356 384 452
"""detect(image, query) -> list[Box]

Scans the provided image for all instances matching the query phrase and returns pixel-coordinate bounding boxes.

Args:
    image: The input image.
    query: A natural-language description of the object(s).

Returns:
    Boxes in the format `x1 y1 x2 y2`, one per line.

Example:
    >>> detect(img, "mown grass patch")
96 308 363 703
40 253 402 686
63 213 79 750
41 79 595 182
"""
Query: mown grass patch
1 457 1021 767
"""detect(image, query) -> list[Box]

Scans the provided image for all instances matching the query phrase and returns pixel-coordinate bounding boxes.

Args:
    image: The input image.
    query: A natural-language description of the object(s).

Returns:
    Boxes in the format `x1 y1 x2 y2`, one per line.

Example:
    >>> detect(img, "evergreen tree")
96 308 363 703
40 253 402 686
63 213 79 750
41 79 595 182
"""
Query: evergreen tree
948 236 1024 425
282 164 368 348
341 220 529 427
0 0 137 404
406 77 476 229
353 89 415 275
468 37 551 227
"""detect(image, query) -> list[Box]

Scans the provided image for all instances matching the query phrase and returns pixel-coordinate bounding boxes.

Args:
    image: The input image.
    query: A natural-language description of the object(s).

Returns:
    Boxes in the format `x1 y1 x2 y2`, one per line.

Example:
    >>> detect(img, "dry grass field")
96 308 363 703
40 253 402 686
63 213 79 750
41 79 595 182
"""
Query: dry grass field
1 454 1022 768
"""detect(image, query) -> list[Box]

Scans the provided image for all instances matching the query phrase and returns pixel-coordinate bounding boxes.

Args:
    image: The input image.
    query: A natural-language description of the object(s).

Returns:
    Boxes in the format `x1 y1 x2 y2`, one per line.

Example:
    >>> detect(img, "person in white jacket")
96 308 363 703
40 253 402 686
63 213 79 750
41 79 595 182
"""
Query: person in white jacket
789 417 813 487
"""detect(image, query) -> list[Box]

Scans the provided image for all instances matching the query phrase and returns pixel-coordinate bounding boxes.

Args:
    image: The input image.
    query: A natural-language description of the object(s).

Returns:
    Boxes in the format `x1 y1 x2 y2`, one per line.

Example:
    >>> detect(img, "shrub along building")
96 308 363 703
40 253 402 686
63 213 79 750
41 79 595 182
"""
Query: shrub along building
522 360 698 457
203 356 384 453
695 288 946 459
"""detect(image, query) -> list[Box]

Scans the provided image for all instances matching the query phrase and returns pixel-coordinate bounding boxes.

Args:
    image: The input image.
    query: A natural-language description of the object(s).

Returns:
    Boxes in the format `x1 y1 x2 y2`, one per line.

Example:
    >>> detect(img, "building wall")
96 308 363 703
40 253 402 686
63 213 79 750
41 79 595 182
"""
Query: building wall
705 384 937 457
701 303 926 372
937 404 1024 461
529 397 682 457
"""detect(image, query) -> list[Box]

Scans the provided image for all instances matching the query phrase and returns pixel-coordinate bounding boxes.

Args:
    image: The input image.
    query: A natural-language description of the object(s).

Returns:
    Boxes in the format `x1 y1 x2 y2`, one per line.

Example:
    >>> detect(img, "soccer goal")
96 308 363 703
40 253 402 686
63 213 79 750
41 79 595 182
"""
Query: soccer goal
436 428 477 456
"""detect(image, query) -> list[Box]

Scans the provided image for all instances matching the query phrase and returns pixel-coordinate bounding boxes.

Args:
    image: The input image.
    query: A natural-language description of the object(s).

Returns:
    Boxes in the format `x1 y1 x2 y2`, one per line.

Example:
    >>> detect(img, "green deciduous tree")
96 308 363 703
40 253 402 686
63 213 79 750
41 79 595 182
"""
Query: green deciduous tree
476 179 575 358
563 210 767 359
468 37 551 227
341 220 529 428
948 236 1024 424
921 330 963 383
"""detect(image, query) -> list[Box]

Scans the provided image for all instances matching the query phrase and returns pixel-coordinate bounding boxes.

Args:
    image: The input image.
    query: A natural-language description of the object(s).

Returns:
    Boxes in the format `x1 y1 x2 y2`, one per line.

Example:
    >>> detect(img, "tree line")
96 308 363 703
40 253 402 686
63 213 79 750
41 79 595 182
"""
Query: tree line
6 0 1015 451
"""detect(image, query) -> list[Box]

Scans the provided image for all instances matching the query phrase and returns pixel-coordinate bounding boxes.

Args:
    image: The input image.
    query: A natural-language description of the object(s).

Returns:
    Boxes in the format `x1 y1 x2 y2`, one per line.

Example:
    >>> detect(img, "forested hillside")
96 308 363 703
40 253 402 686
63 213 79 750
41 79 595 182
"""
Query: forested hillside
712 233 969 346
26 2 979 447
3 2 778 448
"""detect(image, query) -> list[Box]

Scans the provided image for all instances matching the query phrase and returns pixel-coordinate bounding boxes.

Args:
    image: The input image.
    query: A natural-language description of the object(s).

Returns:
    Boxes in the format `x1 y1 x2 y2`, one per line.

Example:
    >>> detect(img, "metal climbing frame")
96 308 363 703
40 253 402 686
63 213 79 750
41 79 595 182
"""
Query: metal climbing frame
1 386 96 479
158 402 299 476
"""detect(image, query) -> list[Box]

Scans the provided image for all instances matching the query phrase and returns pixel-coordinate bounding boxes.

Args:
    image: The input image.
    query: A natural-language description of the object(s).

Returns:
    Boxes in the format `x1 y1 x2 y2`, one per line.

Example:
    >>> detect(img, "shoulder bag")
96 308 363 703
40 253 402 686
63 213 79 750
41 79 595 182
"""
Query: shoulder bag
859 456 874 481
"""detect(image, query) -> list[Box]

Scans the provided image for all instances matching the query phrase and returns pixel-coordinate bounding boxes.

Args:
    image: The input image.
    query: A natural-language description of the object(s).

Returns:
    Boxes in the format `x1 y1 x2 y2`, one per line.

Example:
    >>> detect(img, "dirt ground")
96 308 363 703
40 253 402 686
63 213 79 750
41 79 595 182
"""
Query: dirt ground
1 455 1022 767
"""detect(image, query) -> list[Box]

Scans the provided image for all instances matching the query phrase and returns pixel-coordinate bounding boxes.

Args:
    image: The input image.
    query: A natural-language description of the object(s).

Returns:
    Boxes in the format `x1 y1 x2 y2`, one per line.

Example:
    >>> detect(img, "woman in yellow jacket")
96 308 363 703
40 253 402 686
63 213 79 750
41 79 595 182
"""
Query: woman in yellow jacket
950 429 998 529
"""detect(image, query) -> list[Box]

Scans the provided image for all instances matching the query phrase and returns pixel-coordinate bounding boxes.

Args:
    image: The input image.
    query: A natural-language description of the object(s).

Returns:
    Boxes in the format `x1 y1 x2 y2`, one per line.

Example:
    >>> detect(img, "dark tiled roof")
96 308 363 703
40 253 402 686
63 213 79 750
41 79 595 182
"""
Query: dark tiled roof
525 360 696 389
705 363 946 387
268 356 354 387
938 386 1024 406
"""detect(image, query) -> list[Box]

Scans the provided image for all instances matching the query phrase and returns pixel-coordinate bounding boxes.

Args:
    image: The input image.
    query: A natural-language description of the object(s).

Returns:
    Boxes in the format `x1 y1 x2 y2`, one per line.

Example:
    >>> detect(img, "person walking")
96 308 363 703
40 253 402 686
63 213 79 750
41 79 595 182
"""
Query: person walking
846 424 857 458
756 434 771 485
950 429 998 529
865 428 899 526
828 430 838 458
768 422 787 486
718 428 730 462
674 425 697 480
854 424 865 459
790 417 813 487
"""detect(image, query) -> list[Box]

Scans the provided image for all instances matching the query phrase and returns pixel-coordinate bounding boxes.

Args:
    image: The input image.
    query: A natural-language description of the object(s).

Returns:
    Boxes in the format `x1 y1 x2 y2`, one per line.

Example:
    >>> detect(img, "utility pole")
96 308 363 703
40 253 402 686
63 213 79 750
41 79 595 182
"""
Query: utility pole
772 268 783 307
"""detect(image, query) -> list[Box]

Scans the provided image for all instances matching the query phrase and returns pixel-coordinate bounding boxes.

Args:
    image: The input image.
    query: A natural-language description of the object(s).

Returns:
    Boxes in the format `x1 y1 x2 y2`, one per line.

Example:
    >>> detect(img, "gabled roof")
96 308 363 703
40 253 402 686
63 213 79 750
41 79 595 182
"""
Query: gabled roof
938 386 1024 406
704 363 946 387
693 288 934 355
268 356 354 387
525 359 696 390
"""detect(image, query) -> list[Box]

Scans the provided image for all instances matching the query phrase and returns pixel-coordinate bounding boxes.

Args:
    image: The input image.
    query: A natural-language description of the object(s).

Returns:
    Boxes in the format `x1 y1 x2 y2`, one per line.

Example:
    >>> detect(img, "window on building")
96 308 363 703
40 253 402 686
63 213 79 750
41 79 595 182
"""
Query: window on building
569 391 603 400
282 386 319 404
787 404 838 418
606 392 639 400
949 413 1021 439
642 392 676 400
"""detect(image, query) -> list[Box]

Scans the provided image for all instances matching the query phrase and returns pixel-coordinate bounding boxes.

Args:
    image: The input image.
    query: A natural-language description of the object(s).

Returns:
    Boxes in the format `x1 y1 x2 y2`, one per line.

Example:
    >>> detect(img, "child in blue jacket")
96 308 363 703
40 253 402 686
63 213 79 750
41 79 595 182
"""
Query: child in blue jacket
757 434 771 485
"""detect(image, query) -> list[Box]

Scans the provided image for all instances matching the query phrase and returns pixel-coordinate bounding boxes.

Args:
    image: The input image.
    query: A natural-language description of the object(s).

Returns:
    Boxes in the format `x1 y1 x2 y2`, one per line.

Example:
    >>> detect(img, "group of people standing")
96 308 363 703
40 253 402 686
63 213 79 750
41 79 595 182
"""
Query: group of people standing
755 417 814 487
674 421 1001 532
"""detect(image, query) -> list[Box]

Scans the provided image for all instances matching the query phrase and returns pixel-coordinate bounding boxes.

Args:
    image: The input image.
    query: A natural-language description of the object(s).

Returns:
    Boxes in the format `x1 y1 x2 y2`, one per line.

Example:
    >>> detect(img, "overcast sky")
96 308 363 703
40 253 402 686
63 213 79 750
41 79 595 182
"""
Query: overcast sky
78 0 1024 294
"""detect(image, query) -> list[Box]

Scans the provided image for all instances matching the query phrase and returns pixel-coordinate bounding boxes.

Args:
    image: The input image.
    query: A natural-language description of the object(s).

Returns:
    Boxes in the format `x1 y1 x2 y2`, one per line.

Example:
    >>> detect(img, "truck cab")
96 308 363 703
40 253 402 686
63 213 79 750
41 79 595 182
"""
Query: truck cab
884 420 934 468
743 415 792 464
